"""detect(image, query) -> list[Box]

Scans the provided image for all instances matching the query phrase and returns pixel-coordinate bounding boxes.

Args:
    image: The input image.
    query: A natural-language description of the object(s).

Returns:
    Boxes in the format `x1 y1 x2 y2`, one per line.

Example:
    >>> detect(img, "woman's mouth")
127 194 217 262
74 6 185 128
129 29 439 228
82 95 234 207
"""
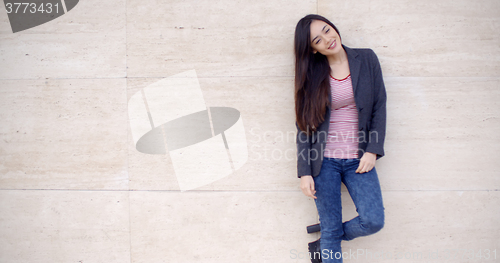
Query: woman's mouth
328 40 336 49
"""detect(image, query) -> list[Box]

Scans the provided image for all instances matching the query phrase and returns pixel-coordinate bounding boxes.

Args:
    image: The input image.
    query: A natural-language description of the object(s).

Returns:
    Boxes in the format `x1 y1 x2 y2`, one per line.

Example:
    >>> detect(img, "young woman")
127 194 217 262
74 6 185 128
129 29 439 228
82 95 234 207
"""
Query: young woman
294 14 387 262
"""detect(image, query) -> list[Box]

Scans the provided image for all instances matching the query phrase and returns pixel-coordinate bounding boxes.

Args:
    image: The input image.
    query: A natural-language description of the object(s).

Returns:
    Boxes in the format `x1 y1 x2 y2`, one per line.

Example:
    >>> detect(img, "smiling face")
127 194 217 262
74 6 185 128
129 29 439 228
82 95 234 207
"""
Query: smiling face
309 19 342 56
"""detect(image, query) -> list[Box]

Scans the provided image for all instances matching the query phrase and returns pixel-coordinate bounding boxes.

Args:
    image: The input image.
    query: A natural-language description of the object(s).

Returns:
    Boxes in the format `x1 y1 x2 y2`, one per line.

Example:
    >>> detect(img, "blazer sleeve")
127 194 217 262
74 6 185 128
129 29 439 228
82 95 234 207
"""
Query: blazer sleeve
296 121 312 178
365 50 387 158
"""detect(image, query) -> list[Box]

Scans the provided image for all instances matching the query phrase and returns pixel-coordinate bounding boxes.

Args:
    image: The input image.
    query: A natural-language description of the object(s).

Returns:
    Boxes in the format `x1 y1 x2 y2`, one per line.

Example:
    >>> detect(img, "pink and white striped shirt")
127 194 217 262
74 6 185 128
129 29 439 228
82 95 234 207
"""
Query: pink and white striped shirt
324 74 359 159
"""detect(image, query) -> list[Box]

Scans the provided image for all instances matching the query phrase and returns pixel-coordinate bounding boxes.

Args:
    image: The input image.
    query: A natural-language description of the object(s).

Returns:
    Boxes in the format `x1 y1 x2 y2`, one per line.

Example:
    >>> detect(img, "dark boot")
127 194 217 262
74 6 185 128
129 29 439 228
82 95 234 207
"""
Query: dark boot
308 238 322 263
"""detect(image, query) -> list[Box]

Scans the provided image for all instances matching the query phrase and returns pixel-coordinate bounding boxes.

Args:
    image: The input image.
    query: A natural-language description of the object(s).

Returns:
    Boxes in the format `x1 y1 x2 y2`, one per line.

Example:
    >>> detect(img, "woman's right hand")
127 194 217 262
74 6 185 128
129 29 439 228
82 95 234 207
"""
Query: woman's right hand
300 175 317 199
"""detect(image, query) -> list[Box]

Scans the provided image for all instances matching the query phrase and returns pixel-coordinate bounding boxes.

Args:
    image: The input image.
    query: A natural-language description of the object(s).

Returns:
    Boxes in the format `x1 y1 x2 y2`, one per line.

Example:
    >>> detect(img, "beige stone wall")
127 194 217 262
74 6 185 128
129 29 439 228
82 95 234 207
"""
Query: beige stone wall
0 0 499 262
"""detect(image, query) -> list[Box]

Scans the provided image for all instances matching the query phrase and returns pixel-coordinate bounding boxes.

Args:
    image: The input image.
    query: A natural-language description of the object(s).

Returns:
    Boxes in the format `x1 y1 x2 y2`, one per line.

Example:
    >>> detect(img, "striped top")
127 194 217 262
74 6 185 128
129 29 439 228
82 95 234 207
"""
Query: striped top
324 74 359 159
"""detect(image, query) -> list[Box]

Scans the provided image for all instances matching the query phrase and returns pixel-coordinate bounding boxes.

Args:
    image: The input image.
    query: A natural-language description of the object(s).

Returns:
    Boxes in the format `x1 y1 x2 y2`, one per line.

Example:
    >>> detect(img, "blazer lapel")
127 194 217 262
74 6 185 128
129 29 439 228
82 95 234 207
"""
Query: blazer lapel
344 45 361 94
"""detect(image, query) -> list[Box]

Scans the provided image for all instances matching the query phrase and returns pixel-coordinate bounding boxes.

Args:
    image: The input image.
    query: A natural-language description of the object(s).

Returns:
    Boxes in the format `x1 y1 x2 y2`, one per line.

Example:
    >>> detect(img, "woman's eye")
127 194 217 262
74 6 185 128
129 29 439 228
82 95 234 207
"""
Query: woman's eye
326 29 330 33
316 39 320 44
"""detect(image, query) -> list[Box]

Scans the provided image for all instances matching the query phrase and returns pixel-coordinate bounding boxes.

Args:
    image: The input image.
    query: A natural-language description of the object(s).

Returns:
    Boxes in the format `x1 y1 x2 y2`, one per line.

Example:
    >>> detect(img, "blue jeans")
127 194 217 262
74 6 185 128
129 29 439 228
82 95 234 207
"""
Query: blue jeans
313 157 385 263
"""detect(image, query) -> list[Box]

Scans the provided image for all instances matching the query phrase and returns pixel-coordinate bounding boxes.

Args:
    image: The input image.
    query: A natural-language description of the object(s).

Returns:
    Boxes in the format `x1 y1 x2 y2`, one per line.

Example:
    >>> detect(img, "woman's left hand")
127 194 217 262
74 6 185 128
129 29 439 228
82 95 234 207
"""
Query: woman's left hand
356 152 377 173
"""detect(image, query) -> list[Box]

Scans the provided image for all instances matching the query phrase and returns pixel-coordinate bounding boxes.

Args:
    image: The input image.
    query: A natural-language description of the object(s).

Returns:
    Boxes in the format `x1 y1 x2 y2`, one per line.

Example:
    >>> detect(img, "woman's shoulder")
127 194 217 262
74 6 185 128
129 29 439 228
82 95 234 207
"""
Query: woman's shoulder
345 46 380 65
348 46 378 58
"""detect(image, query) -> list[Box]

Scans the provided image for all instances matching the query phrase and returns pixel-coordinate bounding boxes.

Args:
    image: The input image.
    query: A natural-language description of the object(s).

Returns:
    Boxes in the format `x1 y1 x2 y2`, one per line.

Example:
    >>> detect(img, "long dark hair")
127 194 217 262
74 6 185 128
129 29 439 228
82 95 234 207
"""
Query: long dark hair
294 14 341 134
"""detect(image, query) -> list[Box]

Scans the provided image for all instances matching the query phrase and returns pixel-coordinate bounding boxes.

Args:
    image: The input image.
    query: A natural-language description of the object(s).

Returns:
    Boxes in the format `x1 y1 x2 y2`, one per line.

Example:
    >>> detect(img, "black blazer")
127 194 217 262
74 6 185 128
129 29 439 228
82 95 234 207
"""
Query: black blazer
296 45 387 178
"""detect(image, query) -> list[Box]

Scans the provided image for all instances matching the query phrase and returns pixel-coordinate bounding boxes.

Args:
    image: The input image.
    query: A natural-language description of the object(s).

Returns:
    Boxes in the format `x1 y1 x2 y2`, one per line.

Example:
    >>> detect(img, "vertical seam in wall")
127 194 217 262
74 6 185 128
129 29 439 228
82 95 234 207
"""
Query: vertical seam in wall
127 188 133 263
125 0 132 262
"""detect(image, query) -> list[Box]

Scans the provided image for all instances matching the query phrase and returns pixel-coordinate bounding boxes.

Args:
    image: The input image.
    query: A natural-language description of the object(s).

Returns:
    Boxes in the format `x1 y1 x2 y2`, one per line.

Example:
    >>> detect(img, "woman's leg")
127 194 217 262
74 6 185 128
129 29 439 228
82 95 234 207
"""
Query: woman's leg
341 158 385 241
313 158 344 262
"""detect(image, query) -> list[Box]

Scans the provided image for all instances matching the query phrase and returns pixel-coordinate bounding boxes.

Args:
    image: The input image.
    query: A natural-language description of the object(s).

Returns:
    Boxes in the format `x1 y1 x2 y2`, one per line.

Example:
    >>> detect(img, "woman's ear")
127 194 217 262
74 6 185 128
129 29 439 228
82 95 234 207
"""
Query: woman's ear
313 50 317 54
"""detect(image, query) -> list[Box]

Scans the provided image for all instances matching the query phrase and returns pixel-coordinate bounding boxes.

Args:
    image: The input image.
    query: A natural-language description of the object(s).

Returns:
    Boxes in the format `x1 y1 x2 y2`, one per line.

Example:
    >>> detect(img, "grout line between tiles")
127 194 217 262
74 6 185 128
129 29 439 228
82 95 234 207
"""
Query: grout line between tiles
0 189 497 192
125 1 132 262
0 76 295 81
1 76 500 81
127 190 132 263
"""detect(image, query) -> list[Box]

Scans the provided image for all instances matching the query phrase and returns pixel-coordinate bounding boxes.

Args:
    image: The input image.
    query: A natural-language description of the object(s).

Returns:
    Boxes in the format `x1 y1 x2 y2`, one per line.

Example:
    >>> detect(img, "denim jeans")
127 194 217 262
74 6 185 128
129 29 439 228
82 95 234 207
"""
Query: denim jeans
313 157 385 263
